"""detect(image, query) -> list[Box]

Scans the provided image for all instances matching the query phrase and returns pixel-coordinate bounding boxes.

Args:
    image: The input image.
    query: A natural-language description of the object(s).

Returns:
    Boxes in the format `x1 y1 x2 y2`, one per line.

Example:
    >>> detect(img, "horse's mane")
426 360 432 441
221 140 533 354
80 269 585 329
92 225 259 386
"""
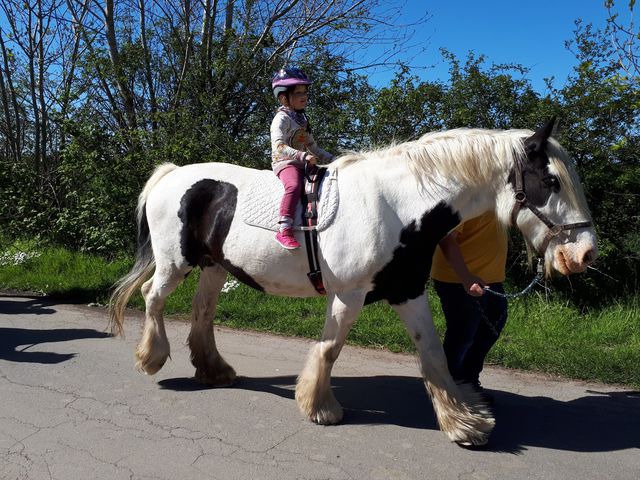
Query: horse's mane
333 128 589 213
544 138 591 216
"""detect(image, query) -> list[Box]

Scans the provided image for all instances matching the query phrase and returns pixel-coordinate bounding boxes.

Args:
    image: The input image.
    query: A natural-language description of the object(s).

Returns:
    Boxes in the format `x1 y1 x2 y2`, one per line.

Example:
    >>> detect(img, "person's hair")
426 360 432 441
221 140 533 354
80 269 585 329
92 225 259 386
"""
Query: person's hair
276 84 308 105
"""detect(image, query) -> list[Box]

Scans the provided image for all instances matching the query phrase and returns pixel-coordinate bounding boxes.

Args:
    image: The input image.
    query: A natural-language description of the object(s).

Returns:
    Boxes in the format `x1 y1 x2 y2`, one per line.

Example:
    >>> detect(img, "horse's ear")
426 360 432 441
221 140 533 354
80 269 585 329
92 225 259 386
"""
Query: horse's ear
524 116 557 153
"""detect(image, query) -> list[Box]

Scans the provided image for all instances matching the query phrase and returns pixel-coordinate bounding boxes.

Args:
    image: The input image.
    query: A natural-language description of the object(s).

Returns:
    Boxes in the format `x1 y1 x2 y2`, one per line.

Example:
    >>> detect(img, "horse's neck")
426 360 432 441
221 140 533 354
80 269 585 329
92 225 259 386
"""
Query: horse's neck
448 181 506 223
361 156 504 225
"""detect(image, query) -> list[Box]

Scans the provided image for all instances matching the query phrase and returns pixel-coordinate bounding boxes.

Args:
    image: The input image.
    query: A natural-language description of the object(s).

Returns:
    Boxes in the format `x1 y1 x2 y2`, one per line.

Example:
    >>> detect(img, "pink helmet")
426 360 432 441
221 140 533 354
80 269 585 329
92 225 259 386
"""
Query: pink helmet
272 68 312 99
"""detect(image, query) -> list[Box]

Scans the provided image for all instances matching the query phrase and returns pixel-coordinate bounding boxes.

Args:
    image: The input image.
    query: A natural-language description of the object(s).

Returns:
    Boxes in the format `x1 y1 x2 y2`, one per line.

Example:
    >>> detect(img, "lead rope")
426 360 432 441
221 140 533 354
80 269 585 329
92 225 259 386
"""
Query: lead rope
482 257 544 299
474 258 544 338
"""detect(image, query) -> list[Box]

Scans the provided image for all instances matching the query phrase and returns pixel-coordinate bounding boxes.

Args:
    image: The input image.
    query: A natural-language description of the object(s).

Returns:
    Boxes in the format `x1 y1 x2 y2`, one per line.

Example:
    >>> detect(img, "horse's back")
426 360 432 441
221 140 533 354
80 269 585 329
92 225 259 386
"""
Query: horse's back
155 162 263 190
142 162 259 261
145 162 264 216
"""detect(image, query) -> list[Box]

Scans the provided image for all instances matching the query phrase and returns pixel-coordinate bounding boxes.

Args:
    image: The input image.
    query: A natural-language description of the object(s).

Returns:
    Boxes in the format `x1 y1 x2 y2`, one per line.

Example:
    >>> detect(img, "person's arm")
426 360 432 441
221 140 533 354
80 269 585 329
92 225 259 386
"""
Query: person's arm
306 131 334 163
438 232 485 296
271 114 307 164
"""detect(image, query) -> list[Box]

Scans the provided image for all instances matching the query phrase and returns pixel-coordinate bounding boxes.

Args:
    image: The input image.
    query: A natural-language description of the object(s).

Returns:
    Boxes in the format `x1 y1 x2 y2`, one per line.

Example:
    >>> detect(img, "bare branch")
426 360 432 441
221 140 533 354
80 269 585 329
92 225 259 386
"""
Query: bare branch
68 0 128 130
252 0 300 53
607 2 640 79
104 0 137 128
139 0 158 130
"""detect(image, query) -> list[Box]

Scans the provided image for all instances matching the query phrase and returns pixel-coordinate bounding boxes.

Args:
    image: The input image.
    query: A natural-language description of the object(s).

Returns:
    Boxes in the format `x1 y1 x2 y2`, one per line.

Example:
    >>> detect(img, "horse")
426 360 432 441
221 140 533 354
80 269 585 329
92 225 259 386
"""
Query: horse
109 118 597 446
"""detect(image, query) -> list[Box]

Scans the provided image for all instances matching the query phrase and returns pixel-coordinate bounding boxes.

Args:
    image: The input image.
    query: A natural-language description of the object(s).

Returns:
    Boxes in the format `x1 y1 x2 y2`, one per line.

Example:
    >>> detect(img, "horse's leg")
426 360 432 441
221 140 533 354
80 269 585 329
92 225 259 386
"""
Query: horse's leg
188 264 236 386
136 261 189 374
296 290 365 425
392 293 494 446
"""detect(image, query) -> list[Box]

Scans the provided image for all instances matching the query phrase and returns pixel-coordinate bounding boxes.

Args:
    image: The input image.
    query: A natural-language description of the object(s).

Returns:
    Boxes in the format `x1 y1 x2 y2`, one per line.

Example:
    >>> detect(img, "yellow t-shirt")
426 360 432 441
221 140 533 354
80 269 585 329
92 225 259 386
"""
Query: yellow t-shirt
430 212 507 284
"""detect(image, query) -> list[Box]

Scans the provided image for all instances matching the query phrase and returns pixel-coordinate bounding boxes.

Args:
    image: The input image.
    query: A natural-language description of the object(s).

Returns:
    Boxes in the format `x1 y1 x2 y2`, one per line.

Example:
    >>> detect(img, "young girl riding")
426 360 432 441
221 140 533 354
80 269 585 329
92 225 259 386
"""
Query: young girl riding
271 68 334 249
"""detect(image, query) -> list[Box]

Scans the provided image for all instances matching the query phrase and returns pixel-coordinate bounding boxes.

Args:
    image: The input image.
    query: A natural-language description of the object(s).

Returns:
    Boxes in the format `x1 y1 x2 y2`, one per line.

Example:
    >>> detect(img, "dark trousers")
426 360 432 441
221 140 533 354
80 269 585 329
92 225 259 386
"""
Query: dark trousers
433 280 508 384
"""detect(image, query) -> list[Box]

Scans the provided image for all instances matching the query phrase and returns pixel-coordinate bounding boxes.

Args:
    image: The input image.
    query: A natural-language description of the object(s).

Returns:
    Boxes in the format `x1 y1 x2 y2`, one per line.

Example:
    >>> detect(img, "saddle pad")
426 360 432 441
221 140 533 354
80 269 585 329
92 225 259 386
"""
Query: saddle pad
239 169 339 232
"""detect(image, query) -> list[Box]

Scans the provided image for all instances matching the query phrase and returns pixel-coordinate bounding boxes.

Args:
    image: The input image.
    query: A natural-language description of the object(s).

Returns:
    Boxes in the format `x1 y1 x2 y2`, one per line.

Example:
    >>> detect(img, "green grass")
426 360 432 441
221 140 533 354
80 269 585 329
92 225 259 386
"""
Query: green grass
0 238 130 303
1 238 639 387
491 297 640 385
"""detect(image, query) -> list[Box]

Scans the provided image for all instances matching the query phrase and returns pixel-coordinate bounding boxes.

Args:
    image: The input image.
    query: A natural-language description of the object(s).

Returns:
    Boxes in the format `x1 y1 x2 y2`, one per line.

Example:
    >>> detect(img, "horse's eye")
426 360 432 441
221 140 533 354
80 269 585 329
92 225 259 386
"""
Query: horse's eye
542 176 560 190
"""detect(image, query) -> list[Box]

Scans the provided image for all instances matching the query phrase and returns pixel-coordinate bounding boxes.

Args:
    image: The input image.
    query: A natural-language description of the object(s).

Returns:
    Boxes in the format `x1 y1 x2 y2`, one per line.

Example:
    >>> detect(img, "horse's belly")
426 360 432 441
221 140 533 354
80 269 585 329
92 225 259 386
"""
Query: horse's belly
222 222 322 297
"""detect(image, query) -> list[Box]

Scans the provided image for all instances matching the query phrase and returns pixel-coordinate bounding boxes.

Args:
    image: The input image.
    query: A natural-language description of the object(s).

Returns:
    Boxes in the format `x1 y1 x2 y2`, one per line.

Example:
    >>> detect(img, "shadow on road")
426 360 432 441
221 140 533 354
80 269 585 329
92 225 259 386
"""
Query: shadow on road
0 326 111 364
159 374 640 454
0 296 57 315
489 388 640 453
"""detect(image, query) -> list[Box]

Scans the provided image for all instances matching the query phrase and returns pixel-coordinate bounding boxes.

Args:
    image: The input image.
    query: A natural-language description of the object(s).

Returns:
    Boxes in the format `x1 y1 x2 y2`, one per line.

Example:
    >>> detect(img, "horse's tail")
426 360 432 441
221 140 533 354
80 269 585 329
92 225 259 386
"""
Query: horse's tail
109 163 179 336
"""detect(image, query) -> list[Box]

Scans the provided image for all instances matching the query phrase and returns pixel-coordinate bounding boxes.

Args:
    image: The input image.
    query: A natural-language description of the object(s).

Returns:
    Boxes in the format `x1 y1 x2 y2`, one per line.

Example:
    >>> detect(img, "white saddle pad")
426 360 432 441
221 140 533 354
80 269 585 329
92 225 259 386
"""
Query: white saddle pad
239 169 339 232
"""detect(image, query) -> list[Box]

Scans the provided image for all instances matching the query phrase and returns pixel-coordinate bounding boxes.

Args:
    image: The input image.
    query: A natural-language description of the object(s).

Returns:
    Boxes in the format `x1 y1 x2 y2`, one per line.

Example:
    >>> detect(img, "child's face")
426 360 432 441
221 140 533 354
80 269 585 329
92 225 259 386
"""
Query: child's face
287 85 309 110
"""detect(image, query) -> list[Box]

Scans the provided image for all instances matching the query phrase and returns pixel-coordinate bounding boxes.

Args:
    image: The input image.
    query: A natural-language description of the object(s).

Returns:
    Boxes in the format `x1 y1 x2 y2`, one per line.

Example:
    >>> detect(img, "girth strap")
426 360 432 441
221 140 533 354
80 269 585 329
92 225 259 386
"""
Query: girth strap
301 165 327 295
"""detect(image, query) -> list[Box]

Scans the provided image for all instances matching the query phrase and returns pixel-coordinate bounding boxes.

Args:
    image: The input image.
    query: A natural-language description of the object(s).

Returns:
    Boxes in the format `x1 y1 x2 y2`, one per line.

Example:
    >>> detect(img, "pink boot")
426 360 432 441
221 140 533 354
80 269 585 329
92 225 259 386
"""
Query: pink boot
275 227 301 249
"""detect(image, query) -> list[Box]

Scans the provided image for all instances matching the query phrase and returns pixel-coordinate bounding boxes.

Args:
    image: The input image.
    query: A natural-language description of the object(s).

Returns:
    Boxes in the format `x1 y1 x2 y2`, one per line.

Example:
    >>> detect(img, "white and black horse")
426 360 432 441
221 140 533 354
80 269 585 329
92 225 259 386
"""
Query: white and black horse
110 119 597 446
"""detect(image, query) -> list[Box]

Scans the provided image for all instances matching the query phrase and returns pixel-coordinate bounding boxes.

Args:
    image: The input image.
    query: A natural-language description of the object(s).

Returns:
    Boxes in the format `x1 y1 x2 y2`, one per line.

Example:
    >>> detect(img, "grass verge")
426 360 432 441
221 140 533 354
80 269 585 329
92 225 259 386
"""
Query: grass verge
1 238 638 387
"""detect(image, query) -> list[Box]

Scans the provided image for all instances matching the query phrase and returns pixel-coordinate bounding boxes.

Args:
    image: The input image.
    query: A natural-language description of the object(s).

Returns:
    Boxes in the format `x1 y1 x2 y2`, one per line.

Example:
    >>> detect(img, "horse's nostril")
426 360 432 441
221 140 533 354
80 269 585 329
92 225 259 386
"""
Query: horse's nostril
582 249 594 265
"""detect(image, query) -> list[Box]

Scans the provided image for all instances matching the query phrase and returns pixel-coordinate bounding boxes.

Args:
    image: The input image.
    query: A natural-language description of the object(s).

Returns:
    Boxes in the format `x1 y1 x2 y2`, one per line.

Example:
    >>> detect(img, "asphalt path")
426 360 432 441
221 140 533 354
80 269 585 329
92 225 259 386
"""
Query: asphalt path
1 294 639 480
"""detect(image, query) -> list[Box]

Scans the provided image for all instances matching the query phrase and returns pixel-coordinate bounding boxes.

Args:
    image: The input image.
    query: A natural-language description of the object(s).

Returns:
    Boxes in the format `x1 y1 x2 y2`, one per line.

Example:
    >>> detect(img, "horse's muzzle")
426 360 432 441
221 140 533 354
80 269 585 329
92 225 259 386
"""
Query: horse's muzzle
554 243 598 275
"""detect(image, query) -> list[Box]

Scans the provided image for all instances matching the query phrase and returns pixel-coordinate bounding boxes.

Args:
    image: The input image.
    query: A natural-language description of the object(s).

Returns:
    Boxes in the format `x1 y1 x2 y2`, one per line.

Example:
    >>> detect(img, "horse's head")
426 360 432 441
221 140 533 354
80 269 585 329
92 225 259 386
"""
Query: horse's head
508 118 598 276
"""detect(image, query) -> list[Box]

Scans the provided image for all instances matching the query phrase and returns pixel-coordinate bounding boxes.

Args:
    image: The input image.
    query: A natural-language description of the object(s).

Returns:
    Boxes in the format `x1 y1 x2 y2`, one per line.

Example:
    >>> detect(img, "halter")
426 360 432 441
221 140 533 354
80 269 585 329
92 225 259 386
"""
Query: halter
510 159 593 256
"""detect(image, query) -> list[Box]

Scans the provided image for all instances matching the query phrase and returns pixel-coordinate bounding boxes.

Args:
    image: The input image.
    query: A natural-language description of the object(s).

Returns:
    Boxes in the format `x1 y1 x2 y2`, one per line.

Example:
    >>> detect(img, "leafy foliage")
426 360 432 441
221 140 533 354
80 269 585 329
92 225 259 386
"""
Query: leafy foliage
550 23 640 301
0 4 637 304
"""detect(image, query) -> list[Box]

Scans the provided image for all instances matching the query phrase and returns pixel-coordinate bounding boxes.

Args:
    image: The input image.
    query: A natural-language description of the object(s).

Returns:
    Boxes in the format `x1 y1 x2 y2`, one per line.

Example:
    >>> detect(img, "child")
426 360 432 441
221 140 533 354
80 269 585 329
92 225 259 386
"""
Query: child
270 68 334 249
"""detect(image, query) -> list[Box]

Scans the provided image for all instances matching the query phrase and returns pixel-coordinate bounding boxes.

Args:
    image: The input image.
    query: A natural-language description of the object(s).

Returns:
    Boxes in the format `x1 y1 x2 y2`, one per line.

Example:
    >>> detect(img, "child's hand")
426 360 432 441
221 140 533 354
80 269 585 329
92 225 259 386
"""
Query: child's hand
306 155 317 165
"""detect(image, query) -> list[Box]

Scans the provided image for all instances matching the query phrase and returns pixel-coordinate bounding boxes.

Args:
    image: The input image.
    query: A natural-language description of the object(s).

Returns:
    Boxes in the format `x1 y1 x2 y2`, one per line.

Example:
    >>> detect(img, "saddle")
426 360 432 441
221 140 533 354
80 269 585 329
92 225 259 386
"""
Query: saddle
239 166 339 294
239 168 338 232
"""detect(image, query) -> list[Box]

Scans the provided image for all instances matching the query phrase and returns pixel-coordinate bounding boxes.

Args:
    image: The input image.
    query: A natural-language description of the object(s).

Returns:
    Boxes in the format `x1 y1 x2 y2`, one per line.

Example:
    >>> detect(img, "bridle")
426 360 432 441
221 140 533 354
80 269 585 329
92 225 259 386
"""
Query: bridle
510 159 593 256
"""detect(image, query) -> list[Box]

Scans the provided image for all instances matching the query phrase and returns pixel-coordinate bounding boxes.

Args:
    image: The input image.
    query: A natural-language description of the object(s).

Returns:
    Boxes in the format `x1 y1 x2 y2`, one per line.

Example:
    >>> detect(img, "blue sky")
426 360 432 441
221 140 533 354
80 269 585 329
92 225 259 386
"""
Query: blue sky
0 0 614 94
357 1 613 93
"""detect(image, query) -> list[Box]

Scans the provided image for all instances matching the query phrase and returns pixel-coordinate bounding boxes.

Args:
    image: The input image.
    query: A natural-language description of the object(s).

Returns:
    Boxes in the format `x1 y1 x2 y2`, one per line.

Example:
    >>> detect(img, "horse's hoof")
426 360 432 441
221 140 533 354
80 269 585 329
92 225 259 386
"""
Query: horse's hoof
310 405 344 425
194 366 237 387
455 436 489 448
140 360 166 375
135 351 169 375
135 336 170 375
303 393 344 425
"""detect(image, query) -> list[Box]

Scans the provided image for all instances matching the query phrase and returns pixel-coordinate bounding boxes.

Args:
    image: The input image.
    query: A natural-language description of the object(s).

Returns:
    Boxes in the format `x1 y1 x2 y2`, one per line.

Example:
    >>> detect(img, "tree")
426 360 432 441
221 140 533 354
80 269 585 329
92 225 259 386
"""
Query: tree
551 20 640 299
0 0 426 252
606 0 640 80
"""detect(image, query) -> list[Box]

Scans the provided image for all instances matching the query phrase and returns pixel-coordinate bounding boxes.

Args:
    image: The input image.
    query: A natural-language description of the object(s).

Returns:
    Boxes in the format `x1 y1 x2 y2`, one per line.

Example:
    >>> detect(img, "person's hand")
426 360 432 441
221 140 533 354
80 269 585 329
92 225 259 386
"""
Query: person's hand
462 274 486 297
306 154 317 166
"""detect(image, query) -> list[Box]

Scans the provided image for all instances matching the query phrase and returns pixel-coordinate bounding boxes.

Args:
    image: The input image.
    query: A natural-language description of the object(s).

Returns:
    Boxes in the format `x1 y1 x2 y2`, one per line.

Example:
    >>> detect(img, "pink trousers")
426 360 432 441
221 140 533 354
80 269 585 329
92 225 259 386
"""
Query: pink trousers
277 165 303 220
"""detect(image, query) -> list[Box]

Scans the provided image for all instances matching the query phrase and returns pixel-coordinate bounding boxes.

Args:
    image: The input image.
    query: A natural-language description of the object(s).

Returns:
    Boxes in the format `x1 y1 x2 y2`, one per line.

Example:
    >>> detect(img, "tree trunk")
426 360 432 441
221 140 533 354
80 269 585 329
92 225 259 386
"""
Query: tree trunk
26 9 41 171
172 0 194 109
200 0 218 90
224 0 234 32
0 30 18 162
59 0 89 151
37 0 47 167
105 0 137 129
139 0 157 131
